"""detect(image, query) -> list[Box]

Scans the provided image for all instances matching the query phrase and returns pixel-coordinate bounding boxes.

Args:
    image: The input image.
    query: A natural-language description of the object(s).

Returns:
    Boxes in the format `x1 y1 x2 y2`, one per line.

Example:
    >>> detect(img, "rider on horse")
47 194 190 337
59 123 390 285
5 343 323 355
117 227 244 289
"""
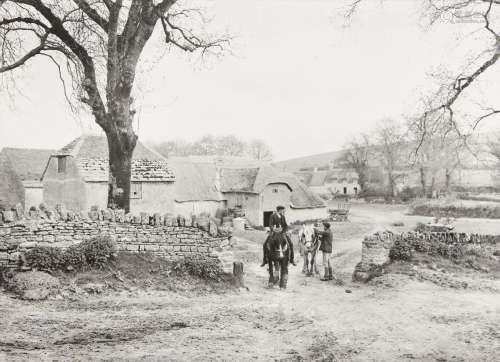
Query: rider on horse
260 205 296 267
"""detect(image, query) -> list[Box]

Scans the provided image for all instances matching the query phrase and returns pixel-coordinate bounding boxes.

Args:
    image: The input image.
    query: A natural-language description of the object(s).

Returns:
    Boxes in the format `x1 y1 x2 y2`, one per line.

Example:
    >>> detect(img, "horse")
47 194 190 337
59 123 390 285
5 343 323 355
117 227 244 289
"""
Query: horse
266 229 291 289
299 224 320 276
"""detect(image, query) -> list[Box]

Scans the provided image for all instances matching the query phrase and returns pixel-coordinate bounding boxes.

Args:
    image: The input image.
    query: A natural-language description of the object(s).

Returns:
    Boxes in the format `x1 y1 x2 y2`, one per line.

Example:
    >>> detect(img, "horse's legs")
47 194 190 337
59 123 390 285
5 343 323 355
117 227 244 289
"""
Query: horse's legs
268 259 274 287
302 252 308 274
280 258 289 289
305 252 312 276
274 261 280 284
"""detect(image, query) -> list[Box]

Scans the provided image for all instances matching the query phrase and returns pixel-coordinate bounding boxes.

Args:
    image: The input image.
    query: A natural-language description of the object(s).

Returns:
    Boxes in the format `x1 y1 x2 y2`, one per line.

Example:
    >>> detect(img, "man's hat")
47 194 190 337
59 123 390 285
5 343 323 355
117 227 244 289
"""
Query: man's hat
276 205 285 211
322 222 331 229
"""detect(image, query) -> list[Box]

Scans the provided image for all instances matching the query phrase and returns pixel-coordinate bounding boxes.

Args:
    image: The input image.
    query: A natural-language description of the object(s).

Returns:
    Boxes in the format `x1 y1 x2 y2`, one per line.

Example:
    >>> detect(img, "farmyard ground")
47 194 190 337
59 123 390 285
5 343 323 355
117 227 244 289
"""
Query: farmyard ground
1 203 500 361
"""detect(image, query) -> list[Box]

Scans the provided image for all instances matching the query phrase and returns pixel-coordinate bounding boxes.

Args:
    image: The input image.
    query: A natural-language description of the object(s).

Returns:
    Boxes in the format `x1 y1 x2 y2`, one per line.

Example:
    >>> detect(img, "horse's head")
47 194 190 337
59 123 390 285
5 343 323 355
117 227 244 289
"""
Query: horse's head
300 224 315 249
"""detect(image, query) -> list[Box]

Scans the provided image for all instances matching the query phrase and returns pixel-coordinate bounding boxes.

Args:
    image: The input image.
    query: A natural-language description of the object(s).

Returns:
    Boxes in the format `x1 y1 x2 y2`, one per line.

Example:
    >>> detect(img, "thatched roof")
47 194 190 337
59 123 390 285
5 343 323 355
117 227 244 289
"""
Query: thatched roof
49 135 175 182
169 158 224 202
220 165 325 209
0 152 24 209
1 148 55 181
295 168 359 187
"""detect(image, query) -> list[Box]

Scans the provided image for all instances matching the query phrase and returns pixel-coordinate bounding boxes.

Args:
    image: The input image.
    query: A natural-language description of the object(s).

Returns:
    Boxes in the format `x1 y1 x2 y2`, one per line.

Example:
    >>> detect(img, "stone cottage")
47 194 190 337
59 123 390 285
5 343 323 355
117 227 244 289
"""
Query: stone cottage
295 168 360 197
167 156 326 226
219 165 326 226
41 135 175 213
0 148 55 210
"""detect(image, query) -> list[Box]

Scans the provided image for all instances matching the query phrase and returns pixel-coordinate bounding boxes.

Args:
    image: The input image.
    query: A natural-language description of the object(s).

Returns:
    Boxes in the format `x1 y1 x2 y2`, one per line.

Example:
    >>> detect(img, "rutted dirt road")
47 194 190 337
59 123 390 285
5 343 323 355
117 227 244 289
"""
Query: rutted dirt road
1 204 499 361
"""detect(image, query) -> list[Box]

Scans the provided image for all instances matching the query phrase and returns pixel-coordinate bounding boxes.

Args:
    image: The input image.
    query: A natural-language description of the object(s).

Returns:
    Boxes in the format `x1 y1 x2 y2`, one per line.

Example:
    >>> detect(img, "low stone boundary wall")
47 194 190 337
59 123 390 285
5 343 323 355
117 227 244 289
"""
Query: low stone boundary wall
352 231 500 282
0 205 235 271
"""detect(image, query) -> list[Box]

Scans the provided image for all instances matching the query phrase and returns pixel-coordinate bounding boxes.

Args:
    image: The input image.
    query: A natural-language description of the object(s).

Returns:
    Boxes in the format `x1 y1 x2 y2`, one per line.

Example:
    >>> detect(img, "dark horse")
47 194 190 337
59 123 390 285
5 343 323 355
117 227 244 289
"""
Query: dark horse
266 231 290 289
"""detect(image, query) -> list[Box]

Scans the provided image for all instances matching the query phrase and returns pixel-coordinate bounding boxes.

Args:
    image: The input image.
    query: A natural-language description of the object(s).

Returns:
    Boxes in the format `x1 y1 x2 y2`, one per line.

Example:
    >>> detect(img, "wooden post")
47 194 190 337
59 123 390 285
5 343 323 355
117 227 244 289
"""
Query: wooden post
233 261 244 287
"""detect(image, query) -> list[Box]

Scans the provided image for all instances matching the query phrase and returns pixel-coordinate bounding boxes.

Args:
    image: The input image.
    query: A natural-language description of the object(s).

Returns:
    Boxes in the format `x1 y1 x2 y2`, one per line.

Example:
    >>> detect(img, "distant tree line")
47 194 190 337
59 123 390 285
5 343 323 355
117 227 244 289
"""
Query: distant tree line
338 118 468 199
153 135 274 161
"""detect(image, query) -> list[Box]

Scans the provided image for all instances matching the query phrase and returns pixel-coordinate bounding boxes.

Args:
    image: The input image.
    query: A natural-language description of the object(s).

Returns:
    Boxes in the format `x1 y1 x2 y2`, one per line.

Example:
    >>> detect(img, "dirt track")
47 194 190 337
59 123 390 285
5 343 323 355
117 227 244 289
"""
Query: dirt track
1 204 500 361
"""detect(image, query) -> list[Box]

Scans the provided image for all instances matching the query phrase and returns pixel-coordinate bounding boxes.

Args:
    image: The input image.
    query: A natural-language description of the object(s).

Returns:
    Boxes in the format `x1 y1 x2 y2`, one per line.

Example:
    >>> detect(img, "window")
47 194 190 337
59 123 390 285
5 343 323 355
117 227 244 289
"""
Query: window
131 183 142 199
273 188 279 193
57 156 67 173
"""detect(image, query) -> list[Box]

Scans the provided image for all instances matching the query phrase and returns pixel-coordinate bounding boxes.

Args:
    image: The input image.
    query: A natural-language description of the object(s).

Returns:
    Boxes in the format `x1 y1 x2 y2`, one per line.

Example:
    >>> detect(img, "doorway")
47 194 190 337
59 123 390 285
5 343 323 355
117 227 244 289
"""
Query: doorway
263 211 273 227
343 187 347 195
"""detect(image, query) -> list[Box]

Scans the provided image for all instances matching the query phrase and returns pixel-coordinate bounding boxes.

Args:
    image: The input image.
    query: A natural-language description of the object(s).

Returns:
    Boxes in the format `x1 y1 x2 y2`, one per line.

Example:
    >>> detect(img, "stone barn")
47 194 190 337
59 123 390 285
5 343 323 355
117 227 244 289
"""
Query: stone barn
0 148 55 210
169 158 226 218
220 165 326 226
42 135 176 213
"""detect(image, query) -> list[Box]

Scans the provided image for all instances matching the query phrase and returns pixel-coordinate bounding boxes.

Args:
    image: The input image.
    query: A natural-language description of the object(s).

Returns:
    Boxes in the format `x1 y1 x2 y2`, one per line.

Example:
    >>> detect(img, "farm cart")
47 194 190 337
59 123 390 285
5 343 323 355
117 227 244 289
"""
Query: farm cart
328 202 351 222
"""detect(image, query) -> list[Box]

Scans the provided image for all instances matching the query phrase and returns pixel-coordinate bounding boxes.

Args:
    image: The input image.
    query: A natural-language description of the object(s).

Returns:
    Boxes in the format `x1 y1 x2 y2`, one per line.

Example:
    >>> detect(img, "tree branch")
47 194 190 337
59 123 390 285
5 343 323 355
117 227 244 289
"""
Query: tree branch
72 0 109 32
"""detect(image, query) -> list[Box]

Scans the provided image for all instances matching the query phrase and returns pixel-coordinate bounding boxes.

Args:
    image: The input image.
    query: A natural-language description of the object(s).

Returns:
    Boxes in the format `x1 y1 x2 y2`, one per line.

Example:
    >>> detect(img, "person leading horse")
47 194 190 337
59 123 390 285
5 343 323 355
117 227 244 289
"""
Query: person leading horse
261 205 296 267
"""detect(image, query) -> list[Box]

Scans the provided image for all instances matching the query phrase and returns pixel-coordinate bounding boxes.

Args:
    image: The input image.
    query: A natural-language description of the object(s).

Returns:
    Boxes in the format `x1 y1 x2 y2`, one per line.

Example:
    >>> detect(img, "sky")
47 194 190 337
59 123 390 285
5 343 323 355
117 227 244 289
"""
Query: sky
1 0 500 160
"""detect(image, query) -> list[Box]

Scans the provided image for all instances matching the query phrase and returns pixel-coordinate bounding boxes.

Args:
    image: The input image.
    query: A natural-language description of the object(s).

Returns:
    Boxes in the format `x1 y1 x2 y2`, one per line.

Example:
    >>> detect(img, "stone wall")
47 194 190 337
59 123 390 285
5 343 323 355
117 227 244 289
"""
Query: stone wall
0 206 234 271
352 231 500 282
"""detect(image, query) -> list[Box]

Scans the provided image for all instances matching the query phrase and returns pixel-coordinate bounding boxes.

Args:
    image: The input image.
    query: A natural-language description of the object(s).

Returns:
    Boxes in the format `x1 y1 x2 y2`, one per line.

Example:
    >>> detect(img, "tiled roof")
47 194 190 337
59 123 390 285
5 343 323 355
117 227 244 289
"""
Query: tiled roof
54 135 174 182
1 148 55 181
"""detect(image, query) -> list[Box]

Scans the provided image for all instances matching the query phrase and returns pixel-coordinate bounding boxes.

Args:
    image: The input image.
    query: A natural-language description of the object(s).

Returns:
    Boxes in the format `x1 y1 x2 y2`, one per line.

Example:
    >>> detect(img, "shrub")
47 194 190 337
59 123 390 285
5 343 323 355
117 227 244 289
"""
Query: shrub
173 255 224 281
79 236 117 269
25 246 65 270
24 236 116 271
399 186 417 202
389 238 413 261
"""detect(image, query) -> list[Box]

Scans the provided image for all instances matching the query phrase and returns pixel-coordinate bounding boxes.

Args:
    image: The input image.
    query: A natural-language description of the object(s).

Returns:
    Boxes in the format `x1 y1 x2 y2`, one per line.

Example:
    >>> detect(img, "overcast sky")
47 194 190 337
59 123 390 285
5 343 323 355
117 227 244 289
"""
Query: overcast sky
1 0 499 160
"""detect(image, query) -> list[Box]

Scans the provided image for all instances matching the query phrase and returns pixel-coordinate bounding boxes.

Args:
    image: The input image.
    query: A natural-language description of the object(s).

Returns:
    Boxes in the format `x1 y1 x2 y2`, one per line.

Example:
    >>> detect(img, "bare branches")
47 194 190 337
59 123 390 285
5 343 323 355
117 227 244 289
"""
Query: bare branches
160 9 229 55
72 0 109 32
0 31 47 72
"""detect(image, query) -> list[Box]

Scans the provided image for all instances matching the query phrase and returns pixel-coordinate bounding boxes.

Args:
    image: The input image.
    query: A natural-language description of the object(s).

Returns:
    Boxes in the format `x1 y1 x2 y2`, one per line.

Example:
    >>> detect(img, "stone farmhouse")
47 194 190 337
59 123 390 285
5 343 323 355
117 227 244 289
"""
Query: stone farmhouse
0 148 55 210
42 135 176 213
0 135 326 225
170 156 327 226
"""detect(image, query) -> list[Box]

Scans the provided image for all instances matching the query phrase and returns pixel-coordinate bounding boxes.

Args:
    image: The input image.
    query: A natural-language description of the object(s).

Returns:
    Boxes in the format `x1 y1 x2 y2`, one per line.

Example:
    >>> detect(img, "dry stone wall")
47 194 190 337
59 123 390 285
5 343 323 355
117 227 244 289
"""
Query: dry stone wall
0 205 235 271
352 231 500 282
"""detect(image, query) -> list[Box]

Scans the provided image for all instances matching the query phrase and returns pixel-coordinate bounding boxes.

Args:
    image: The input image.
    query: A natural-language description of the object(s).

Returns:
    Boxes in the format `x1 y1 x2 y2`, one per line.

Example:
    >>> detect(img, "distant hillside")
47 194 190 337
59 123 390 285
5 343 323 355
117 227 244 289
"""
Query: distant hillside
274 150 345 172
275 131 500 173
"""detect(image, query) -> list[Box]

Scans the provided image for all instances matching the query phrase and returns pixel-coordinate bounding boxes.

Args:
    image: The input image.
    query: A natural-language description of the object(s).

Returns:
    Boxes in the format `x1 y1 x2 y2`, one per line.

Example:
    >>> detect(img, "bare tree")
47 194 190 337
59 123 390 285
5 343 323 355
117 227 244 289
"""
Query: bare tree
246 139 273 161
374 119 408 197
489 133 500 163
347 0 500 147
338 134 371 192
0 1 227 211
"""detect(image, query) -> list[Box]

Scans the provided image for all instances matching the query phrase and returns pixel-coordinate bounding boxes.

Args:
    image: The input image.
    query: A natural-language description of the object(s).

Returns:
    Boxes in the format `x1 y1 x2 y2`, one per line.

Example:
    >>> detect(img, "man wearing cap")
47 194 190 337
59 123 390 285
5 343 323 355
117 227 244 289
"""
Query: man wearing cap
316 222 333 281
260 205 296 267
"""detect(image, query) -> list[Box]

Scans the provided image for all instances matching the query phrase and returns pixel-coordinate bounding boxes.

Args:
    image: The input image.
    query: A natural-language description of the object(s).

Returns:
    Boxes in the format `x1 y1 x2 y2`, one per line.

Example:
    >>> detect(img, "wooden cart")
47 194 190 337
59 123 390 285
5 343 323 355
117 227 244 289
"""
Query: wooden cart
328 202 351 222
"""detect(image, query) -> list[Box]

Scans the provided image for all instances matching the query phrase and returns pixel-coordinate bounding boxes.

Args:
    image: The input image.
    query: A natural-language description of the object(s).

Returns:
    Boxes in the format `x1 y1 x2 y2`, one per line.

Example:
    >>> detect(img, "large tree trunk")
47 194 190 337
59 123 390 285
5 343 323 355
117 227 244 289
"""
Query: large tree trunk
106 125 137 212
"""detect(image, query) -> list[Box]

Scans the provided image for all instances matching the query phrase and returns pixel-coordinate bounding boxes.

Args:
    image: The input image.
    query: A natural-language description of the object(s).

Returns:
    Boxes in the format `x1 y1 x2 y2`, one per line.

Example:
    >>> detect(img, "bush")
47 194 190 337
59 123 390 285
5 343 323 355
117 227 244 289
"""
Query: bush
389 238 413 261
25 246 65 270
410 203 500 219
79 235 117 269
399 186 417 202
173 256 224 281
24 236 116 271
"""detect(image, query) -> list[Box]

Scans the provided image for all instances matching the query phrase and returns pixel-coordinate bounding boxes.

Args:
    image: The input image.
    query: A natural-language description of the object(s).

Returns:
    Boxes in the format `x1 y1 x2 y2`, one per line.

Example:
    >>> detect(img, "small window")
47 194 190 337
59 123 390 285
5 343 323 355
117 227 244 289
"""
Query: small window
130 183 142 199
273 188 279 193
57 156 67 173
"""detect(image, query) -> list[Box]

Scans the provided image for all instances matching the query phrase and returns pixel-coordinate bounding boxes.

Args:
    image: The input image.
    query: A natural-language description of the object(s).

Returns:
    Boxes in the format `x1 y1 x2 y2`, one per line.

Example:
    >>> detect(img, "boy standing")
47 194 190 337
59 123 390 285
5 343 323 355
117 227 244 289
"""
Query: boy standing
316 222 333 281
